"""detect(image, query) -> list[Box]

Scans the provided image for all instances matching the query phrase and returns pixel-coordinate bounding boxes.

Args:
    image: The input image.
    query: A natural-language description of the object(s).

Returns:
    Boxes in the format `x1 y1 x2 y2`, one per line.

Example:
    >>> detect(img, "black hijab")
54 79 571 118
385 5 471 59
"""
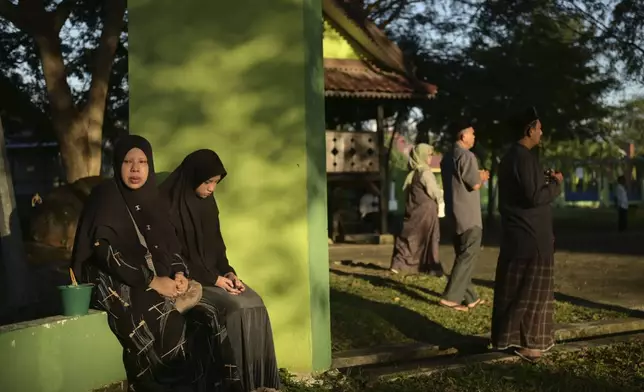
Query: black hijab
72 135 182 280
159 149 233 285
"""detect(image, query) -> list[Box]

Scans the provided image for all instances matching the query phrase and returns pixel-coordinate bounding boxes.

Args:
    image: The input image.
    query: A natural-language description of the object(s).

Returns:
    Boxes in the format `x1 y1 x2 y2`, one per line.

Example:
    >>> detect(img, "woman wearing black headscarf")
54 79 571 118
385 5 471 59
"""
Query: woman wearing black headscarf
72 136 241 392
160 149 280 392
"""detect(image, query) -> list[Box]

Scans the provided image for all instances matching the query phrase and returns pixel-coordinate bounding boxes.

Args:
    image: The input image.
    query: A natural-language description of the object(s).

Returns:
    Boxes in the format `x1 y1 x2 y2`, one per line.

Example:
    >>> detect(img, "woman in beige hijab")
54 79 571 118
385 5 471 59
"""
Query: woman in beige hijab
390 143 444 276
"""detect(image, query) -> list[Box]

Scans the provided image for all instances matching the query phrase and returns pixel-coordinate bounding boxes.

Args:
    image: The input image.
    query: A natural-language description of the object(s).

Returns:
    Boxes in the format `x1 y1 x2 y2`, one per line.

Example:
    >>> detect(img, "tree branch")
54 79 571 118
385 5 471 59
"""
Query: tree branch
378 3 406 29
0 0 30 31
82 0 126 175
85 0 126 114
560 0 644 55
52 0 79 32
366 0 389 15
0 73 52 134
0 0 18 21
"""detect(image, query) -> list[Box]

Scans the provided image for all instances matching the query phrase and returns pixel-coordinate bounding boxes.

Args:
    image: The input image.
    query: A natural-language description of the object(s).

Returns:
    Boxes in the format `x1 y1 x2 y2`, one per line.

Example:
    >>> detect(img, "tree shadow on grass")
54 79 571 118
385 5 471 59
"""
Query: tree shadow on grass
332 269 443 301
472 278 644 318
330 288 484 353
337 259 390 272
330 269 491 354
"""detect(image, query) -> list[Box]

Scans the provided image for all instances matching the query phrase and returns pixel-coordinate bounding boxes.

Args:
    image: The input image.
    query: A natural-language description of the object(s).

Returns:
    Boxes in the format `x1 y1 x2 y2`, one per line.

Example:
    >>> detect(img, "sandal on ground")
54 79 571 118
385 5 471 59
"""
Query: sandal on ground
439 300 469 312
467 298 487 309
514 348 542 363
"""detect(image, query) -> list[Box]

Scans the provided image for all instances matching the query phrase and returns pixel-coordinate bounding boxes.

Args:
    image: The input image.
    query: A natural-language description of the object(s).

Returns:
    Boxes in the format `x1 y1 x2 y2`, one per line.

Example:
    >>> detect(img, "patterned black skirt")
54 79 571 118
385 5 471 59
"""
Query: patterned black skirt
93 270 242 392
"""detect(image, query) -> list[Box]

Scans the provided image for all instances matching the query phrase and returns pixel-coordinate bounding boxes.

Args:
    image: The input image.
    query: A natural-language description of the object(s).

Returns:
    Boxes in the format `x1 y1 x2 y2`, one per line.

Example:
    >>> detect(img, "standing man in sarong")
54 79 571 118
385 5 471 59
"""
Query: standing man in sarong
440 121 489 311
615 175 629 232
491 107 563 362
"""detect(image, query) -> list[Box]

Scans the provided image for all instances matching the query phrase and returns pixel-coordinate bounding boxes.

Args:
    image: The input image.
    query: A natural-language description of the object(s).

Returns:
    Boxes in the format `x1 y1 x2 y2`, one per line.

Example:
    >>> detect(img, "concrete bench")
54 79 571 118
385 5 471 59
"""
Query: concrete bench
0 310 125 392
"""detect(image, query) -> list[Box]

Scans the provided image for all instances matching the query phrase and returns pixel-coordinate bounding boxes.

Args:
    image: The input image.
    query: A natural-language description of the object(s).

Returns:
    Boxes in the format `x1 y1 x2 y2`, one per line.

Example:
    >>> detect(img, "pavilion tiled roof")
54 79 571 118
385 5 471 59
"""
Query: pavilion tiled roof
322 0 438 100
325 59 437 99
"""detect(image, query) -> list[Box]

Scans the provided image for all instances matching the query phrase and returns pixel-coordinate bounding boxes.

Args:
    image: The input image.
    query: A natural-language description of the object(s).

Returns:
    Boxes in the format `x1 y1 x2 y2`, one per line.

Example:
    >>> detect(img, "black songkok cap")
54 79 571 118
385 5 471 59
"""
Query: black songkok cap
511 106 539 130
449 119 473 140
522 106 539 128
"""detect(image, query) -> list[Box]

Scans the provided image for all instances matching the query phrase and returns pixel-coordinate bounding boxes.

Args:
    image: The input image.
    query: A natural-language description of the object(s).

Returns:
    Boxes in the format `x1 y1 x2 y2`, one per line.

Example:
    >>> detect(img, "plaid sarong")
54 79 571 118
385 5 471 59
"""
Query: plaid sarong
491 254 555 351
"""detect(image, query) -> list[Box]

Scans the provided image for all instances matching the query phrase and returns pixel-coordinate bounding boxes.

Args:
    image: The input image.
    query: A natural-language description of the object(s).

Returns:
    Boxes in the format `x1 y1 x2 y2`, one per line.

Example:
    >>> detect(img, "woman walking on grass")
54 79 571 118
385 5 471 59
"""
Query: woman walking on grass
390 143 445 277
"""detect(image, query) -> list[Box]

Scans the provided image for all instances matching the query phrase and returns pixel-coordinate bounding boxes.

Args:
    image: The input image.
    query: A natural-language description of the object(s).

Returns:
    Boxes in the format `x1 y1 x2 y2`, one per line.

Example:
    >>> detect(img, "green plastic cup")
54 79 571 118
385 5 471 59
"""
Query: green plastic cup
58 283 94 316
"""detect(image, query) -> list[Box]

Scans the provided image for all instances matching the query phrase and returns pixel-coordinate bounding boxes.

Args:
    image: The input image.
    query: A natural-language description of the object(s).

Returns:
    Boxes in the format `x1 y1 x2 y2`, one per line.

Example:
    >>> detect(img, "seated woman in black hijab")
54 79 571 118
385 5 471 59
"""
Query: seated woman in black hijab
160 149 280 392
72 136 240 392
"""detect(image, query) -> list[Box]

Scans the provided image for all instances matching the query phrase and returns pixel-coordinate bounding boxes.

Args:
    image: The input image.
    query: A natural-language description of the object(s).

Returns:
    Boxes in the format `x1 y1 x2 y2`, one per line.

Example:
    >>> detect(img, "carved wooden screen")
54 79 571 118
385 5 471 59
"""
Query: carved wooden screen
326 130 379 173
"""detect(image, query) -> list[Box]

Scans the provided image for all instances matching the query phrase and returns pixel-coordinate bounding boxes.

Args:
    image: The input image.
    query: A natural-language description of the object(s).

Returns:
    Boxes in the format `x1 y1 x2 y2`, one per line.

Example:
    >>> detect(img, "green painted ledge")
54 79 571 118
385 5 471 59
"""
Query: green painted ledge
0 311 125 392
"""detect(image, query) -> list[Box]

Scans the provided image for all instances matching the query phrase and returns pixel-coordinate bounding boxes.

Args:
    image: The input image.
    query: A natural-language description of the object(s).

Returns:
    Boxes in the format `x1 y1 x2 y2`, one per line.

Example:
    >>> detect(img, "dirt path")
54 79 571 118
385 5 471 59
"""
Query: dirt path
329 244 644 311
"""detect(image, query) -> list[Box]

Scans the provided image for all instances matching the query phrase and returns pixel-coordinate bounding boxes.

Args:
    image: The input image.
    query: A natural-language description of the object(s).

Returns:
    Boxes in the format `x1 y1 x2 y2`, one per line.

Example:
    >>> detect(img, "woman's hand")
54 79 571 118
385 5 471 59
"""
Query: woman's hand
149 276 178 298
216 275 241 295
174 272 189 295
225 272 246 292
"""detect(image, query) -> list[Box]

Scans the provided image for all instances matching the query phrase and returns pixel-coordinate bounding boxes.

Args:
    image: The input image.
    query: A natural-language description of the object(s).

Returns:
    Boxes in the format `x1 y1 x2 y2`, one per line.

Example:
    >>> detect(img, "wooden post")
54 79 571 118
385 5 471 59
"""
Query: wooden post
0 116 30 311
625 143 635 191
376 105 388 234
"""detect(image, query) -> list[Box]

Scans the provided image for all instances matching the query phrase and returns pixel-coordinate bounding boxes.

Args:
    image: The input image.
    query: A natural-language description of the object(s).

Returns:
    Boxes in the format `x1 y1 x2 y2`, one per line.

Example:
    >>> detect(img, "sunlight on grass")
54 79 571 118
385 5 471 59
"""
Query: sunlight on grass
330 271 629 352
282 340 644 392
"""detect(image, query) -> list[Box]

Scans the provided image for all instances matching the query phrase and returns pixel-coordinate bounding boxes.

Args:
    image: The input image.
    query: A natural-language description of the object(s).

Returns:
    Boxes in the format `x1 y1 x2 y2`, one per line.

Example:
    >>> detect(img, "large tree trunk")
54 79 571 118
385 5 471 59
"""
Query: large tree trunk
0 0 126 183
33 29 92 182
83 0 126 177
56 117 96 182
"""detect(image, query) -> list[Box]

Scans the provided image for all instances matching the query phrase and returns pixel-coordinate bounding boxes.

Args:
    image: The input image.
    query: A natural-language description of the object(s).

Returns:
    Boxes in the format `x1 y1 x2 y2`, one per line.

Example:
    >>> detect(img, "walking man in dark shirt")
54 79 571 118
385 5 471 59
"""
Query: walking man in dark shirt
440 121 489 311
491 107 563 362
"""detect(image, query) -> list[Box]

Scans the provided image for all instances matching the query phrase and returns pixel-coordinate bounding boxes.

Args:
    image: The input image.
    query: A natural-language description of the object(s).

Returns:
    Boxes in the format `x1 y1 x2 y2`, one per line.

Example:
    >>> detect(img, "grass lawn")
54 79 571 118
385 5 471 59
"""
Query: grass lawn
551 206 644 229
329 269 631 352
282 340 644 392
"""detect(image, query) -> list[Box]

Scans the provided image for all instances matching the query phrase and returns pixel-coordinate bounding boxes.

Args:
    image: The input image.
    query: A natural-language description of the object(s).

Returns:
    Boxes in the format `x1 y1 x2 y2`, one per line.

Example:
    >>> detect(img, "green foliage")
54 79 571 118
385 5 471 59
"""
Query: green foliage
353 0 643 156
385 132 411 214
609 97 644 155
540 138 623 173
397 0 616 156
607 0 644 82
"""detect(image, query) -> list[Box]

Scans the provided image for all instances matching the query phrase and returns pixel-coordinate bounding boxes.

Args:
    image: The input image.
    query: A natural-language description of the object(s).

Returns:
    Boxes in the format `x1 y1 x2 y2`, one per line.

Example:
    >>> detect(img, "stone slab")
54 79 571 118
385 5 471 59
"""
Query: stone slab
331 317 644 368
367 331 644 380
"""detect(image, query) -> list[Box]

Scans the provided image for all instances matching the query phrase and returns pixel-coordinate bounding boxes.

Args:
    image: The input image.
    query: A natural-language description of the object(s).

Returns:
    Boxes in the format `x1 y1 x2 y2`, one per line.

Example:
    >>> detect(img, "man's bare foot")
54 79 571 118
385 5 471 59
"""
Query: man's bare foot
439 299 469 312
467 298 487 309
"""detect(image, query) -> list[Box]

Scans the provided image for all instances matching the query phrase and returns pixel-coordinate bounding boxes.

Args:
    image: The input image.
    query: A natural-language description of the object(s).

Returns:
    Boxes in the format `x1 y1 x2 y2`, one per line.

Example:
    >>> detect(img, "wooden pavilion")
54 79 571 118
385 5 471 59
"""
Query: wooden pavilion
322 0 438 240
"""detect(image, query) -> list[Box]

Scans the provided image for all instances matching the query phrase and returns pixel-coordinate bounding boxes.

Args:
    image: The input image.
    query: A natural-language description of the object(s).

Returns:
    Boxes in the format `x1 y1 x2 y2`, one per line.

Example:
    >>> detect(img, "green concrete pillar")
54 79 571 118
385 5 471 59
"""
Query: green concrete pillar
129 0 331 372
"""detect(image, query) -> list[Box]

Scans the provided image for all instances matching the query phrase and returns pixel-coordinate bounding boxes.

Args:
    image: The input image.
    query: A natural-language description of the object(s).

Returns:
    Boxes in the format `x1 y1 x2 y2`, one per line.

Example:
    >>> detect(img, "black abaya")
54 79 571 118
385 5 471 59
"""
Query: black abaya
72 136 241 392
160 149 281 392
